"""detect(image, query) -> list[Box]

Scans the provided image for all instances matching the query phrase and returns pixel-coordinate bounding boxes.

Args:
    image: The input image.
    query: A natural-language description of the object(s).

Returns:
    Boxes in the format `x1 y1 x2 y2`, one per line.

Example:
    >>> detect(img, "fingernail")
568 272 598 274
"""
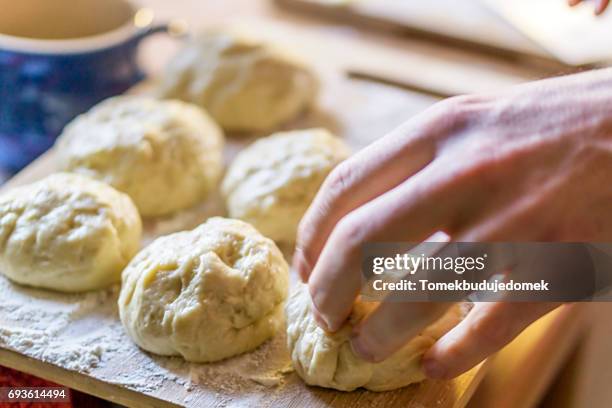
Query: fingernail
350 336 378 362
292 248 310 283
309 288 343 332
423 358 447 379
310 299 340 332
312 307 331 331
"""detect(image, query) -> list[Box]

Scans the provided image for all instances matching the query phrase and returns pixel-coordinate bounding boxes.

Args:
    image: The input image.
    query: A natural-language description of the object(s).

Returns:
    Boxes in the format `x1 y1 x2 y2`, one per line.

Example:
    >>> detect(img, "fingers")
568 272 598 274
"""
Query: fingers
346 208 554 367
596 0 610 14
568 0 609 14
350 301 453 362
422 302 560 379
307 158 474 332
294 124 434 283
294 99 470 283
337 181 558 364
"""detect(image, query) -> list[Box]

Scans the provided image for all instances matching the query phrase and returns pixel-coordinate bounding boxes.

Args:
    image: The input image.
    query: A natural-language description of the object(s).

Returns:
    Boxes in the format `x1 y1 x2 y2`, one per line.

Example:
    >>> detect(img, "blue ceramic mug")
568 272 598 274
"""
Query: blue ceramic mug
0 0 170 172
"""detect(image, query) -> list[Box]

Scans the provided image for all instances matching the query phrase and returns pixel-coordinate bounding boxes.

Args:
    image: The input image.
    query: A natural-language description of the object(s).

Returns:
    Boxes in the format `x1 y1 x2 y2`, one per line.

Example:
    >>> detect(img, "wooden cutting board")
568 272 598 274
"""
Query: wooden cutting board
0 70 494 407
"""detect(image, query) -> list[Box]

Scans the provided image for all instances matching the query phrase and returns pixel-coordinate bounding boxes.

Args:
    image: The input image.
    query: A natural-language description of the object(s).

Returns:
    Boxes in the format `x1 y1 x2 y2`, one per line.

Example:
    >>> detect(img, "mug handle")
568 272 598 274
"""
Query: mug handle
131 19 190 44
123 18 189 93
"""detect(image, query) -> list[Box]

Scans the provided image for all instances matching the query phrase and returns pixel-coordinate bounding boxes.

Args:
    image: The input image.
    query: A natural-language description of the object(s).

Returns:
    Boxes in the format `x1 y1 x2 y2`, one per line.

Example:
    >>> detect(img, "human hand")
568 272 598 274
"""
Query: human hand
568 0 610 15
294 68 612 379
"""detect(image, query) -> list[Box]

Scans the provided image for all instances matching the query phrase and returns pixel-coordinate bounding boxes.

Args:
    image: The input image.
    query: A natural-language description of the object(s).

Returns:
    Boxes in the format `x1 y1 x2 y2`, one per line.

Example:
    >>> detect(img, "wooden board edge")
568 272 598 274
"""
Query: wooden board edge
468 304 587 408
453 358 491 408
0 348 179 408
0 151 58 192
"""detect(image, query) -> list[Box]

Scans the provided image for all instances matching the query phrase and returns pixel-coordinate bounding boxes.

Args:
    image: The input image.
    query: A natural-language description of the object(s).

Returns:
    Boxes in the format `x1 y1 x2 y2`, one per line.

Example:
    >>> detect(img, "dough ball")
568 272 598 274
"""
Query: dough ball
221 128 350 243
286 284 465 391
118 217 289 362
154 31 319 132
0 173 142 292
56 96 224 217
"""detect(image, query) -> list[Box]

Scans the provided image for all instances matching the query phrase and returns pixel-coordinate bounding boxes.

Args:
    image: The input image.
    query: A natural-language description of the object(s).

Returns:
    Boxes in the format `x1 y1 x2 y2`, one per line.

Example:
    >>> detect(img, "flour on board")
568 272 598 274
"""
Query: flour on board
0 276 293 397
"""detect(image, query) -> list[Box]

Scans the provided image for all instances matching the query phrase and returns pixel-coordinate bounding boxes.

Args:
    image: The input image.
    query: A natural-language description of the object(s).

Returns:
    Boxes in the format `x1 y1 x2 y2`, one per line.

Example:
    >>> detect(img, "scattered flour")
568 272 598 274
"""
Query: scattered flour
0 278 117 373
0 274 295 406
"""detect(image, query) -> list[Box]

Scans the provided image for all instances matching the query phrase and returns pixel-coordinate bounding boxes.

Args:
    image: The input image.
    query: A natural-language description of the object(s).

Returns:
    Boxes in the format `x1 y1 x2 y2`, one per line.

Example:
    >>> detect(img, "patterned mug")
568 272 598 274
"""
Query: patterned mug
0 0 171 172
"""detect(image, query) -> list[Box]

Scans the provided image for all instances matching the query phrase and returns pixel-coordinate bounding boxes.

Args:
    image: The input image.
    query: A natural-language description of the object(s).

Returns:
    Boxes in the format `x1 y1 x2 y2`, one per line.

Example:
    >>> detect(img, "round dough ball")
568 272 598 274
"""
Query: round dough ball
286 284 465 391
56 96 224 217
154 31 319 132
118 217 289 362
0 173 142 292
221 128 350 243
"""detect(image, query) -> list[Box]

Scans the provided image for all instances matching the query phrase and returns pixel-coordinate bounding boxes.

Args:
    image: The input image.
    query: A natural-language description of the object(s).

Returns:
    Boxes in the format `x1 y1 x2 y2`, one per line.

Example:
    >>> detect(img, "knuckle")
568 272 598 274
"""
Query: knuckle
439 340 469 365
296 240 317 273
333 215 367 253
436 94 485 129
296 216 315 251
438 96 469 120
322 160 356 201
296 160 357 250
296 164 353 243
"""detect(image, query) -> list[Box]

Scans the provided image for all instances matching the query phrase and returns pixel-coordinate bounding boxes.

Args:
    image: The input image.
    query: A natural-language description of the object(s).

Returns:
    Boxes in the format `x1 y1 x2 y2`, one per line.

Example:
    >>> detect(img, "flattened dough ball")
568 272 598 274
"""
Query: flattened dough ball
154 31 319 132
222 128 350 243
118 217 289 362
56 96 224 217
0 173 142 292
286 284 465 391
